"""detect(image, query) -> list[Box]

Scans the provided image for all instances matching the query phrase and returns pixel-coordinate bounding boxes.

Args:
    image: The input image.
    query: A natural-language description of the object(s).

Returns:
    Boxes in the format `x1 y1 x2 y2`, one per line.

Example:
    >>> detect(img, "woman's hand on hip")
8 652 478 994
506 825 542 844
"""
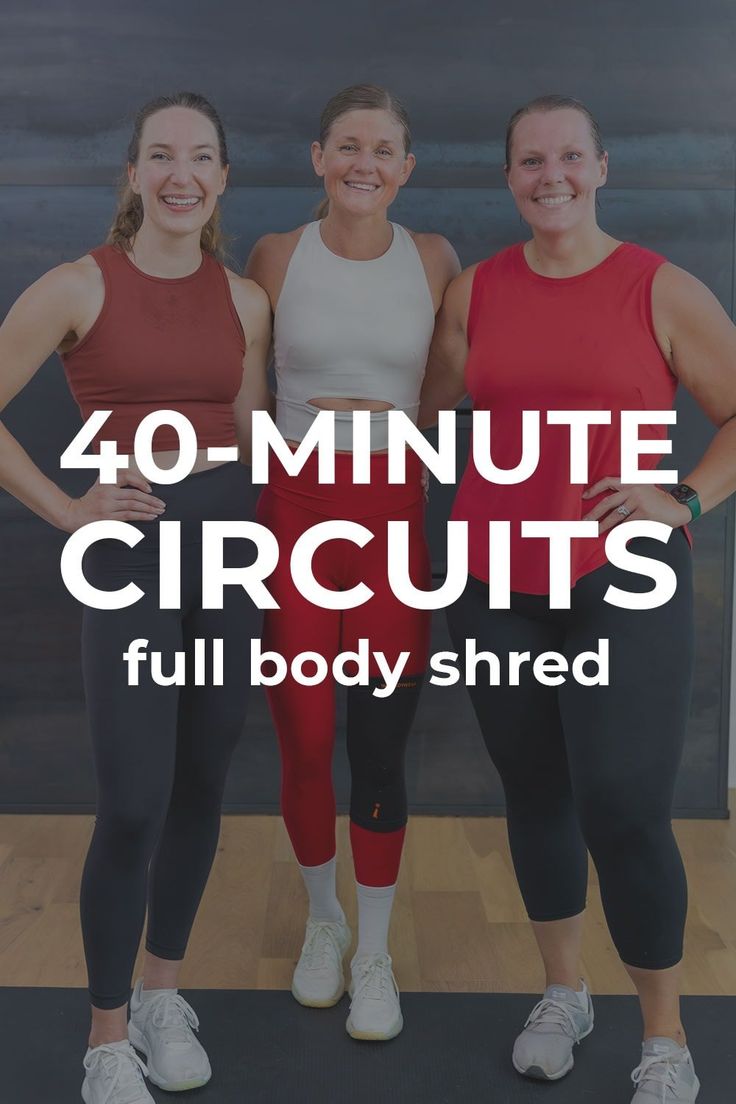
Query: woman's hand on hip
62 470 166 532
582 477 691 533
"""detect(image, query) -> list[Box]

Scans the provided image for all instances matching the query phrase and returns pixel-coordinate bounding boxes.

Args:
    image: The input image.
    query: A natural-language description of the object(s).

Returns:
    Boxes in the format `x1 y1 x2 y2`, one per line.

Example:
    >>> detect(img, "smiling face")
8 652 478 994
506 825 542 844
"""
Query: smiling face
127 105 228 239
505 108 607 235
311 108 415 216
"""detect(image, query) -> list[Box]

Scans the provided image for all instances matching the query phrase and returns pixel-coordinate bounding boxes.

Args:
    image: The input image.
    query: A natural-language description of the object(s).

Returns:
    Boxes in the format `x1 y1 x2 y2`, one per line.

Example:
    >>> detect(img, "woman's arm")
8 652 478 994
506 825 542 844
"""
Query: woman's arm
228 274 273 464
418 264 476 428
0 261 163 530
654 262 736 512
239 231 303 454
244 230 302 311
411 232 461 313
584 262 736 530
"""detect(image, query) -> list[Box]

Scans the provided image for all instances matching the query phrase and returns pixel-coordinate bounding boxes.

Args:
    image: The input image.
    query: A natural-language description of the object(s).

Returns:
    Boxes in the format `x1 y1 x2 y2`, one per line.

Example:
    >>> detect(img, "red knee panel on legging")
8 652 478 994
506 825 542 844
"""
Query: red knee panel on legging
350 821 406 886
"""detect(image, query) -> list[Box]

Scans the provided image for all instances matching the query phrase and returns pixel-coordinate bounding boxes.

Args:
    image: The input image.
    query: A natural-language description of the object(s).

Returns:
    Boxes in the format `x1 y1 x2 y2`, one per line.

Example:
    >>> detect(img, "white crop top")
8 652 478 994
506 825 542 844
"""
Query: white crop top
273 220 435 450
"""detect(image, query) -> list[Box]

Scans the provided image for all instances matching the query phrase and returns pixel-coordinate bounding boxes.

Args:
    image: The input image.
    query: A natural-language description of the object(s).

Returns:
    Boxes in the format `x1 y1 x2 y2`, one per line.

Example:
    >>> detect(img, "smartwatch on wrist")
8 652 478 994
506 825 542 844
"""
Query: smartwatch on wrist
669 483 701 521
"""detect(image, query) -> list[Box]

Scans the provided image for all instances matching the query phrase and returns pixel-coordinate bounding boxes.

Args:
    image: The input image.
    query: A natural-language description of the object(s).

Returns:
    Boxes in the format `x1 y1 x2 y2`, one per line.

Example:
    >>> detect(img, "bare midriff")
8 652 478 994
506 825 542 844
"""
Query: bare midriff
290 396 394 454
307 397 393 412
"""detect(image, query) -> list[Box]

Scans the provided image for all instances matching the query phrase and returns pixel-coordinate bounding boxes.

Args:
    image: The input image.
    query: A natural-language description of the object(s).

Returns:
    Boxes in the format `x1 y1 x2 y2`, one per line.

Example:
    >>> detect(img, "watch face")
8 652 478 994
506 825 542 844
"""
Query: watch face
671 484 696 504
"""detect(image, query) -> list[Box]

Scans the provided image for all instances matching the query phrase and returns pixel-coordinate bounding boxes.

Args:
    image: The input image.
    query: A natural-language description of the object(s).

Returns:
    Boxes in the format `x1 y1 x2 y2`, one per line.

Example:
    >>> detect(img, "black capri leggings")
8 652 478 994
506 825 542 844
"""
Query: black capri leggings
446 530 693 970
80 462 261 1009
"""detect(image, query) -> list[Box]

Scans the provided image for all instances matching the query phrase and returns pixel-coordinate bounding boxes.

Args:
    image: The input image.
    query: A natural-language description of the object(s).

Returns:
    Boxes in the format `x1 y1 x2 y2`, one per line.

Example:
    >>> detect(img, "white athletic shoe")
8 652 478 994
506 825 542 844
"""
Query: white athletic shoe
346 952 403 1041
291 918 352 1007
81 1040 153 1104
128 979 211 1091
512 980 594 1080
631 1037 700 1102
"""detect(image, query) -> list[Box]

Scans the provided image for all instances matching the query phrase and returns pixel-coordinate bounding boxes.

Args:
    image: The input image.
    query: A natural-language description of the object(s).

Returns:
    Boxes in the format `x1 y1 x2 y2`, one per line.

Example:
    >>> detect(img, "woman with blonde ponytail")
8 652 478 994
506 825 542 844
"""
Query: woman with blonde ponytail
0 91 271 1102
246 84 459 1042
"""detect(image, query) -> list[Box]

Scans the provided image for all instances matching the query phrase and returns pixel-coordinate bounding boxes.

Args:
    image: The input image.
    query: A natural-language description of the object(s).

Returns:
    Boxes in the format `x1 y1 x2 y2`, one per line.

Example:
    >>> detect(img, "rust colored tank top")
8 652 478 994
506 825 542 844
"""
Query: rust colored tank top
62 244 245 452
451 242 678 594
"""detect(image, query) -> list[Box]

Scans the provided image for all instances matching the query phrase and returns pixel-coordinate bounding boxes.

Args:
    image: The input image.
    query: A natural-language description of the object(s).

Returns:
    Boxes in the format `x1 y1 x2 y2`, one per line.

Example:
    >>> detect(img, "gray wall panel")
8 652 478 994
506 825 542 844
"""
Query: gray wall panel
2 2 734 165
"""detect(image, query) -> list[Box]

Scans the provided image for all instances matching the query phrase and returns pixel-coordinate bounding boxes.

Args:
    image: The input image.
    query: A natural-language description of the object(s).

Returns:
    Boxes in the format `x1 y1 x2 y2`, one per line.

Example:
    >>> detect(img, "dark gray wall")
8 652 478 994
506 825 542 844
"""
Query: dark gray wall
1 0 734 815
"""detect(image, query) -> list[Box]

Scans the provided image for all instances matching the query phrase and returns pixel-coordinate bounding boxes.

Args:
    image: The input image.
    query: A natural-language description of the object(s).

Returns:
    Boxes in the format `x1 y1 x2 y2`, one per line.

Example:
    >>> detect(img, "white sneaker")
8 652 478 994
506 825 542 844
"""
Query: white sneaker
512 980 594 1080
81 1040 153 1104
631 1037 700 1102
128 979 211 1091
346 952 403 1041
291 918 352 1007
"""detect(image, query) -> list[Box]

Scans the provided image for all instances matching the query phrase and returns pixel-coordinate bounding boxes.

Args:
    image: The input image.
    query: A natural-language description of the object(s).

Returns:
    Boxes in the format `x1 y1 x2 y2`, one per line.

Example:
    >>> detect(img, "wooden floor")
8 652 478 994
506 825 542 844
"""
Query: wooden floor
1 805 735 995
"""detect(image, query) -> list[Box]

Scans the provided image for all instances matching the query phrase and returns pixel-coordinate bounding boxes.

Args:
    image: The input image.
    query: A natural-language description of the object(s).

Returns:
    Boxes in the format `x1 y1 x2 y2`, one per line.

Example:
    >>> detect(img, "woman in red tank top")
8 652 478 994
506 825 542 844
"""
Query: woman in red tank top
420 96 736 1102
0 93 270 1102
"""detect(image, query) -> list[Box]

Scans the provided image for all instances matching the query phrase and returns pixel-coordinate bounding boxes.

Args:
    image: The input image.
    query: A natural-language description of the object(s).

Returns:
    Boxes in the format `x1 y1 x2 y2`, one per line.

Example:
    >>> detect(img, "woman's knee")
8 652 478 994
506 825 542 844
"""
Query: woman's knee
93 797 167 867
280 727 335 785
578 791 672 859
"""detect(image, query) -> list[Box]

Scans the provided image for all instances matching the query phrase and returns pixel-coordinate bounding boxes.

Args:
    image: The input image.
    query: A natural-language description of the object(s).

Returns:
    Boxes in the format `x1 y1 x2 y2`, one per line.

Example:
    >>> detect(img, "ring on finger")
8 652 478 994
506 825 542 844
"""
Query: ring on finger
616 504 631 518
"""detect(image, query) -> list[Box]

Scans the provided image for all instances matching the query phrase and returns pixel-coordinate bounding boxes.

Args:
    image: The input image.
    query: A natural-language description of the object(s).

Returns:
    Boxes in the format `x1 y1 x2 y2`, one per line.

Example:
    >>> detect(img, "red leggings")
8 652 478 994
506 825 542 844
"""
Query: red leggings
257 451 430 886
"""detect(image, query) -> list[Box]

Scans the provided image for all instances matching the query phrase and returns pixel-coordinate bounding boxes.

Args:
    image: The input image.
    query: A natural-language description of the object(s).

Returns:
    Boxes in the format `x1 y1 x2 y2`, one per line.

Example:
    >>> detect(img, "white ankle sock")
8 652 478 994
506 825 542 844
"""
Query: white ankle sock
298 856 345 922
87 1040 130 1054
355 881 396 957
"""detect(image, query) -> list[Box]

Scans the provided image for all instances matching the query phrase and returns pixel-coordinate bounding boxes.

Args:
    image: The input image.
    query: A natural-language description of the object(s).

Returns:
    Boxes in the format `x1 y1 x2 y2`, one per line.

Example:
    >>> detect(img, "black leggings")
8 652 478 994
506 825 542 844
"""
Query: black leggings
446 531 693 970
80 463 260 1009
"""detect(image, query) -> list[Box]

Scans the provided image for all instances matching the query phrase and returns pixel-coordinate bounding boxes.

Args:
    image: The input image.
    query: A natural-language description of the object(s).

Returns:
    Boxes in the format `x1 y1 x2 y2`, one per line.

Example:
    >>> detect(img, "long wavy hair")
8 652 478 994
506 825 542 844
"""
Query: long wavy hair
108 91 229 259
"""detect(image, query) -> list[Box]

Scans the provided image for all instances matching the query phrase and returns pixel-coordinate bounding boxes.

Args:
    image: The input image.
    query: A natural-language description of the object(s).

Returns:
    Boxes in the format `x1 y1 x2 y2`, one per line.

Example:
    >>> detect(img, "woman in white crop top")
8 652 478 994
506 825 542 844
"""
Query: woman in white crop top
246 84 458 1041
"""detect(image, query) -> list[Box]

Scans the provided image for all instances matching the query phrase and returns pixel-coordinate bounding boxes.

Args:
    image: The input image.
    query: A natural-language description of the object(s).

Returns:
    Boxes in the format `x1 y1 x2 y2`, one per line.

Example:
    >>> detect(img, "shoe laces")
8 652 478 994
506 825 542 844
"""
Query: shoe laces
300 920 344 970
631 1052 682 1102
83 1044 149 1104
351 953 397 1005
145 992 200 1046
524 996 581 1039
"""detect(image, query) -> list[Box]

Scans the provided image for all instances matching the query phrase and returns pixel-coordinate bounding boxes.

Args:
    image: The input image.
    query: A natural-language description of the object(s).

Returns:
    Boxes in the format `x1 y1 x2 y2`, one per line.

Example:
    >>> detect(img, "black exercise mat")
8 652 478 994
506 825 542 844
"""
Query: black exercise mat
1 989 732 1103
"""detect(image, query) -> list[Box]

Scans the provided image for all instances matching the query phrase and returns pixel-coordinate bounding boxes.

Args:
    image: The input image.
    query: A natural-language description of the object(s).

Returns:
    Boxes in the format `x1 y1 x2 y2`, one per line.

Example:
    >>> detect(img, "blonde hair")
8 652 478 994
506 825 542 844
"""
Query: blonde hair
313 84 412 220
108 92 229 259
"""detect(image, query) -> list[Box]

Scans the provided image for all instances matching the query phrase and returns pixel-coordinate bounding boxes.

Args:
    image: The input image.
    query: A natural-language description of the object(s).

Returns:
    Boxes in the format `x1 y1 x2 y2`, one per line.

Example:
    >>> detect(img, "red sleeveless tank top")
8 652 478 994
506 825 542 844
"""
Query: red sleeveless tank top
451 242 678 594
62 244 245 452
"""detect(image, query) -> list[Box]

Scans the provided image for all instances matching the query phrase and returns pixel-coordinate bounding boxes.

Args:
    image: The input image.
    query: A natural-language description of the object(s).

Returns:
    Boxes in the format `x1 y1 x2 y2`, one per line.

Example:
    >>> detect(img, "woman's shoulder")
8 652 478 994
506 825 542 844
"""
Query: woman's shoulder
405 229 456 258
461 244 521 291
403 230 462 302
23 252 104 309
243 225 312 303
223 266 272 318
480 242 521 267
406 229 459 267
248 225 310 268
621 241 666 263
